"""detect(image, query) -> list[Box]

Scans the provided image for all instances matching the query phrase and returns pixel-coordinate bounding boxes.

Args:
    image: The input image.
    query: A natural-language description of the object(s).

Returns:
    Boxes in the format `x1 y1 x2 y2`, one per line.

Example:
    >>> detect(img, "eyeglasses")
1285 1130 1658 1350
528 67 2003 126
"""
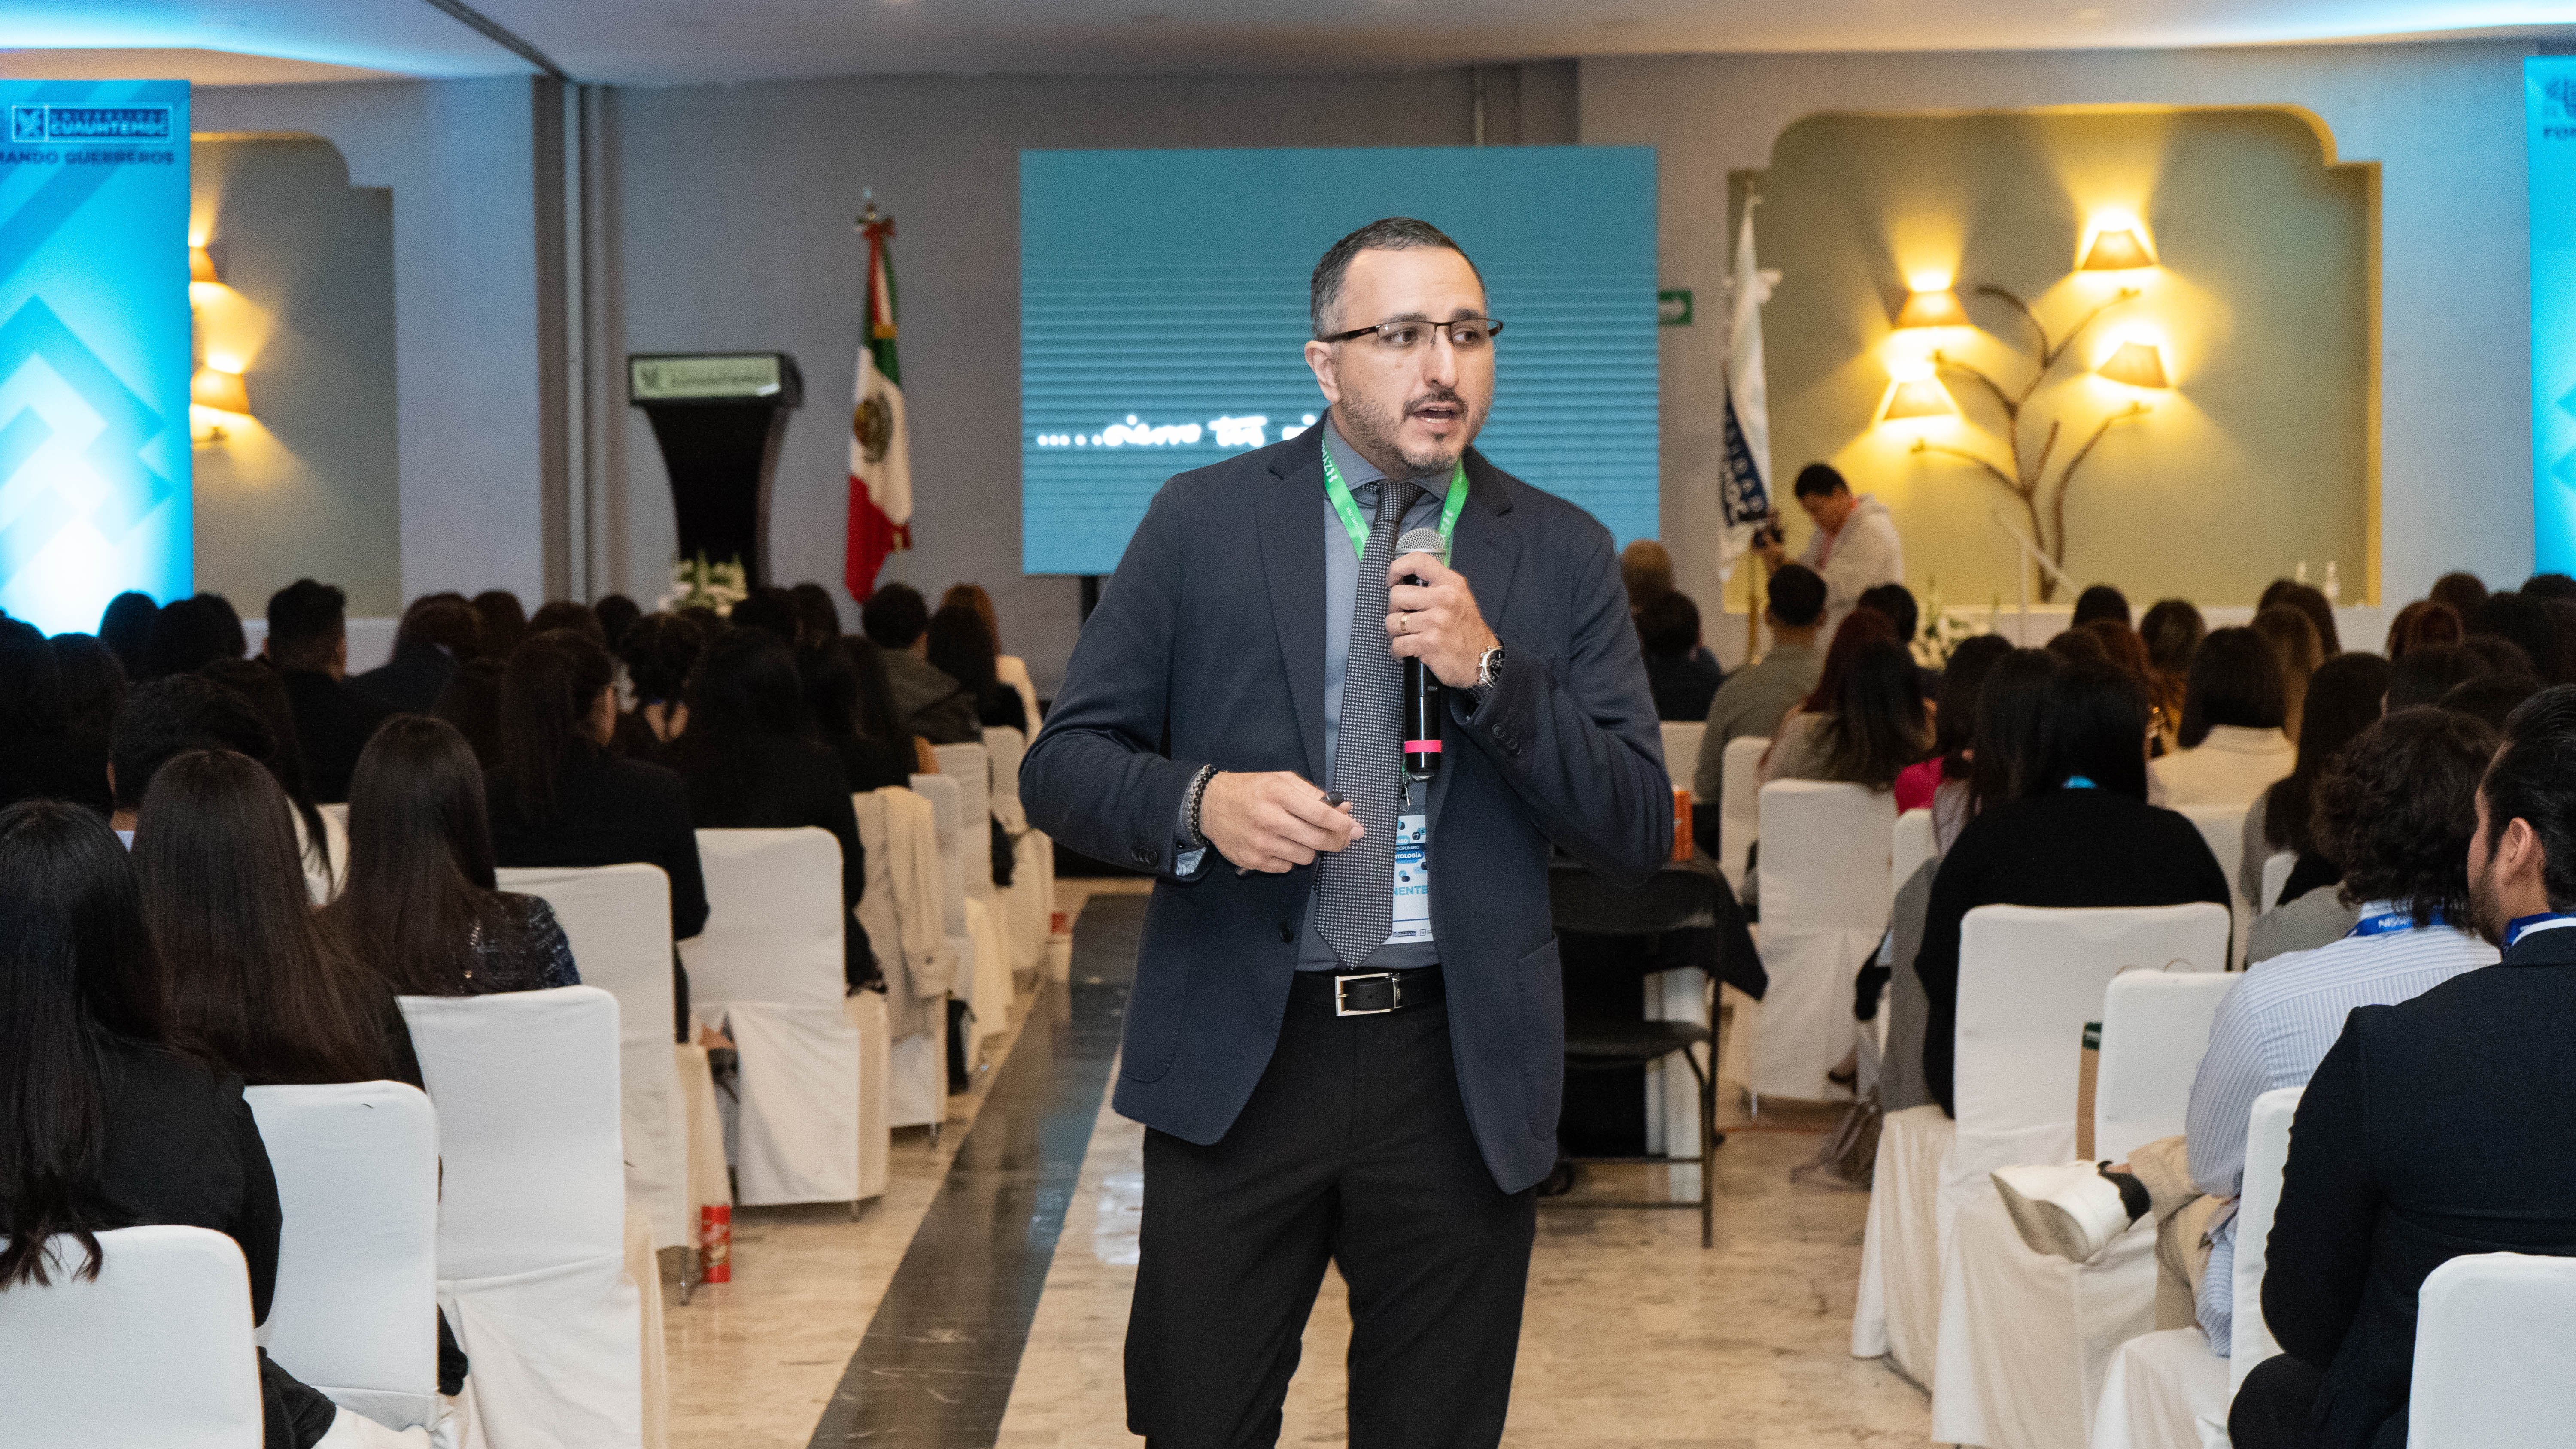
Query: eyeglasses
1319 317 1505 352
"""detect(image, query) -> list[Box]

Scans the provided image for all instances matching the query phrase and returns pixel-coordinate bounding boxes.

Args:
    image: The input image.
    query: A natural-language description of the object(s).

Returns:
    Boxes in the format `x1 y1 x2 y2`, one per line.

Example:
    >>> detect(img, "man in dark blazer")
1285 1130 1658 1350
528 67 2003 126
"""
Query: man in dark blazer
2233 687 2576 1449
1023 218 1669 1448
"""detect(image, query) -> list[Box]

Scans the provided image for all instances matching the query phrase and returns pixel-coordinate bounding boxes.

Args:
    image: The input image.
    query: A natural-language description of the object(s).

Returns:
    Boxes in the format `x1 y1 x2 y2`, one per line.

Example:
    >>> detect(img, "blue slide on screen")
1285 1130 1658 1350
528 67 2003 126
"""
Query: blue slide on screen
1020 147 1658 577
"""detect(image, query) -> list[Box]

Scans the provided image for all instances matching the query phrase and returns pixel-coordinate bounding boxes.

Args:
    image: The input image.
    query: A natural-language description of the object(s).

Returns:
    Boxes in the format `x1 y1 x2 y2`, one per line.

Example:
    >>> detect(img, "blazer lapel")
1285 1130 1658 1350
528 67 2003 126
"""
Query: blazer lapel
1429 449 1520 833
1258 437 1330 785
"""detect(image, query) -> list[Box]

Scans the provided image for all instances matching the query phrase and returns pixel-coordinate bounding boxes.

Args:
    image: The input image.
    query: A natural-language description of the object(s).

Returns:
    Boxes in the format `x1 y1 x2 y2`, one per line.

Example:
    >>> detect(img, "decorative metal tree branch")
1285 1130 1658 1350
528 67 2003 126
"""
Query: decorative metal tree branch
1914 283 2149 603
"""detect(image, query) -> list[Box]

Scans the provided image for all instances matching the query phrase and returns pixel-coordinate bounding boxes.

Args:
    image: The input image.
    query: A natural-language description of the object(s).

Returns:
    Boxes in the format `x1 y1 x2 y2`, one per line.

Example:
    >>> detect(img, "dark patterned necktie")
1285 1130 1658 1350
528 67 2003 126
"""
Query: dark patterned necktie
1314 477 1422 968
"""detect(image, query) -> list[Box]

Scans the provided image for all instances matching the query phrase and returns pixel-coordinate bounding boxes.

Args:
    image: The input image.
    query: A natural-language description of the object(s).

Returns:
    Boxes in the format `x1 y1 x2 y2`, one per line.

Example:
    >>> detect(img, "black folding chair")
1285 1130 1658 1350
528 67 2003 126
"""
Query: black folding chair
1545 861 1740 1248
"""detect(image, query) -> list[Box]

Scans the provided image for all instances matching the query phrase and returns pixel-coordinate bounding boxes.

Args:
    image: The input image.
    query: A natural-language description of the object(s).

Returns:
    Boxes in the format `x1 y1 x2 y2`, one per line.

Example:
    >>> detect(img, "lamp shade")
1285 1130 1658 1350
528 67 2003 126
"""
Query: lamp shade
189 245 218 284
191 365 251 415
2096 340 2169 390
2080 227 2154 272
1880 376 1957 422
1894 288 1969 330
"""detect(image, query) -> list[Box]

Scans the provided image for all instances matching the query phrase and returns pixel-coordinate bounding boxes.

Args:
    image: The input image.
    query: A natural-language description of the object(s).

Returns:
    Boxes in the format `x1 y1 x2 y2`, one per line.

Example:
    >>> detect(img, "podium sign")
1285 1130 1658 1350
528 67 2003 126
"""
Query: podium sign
629 351 801 585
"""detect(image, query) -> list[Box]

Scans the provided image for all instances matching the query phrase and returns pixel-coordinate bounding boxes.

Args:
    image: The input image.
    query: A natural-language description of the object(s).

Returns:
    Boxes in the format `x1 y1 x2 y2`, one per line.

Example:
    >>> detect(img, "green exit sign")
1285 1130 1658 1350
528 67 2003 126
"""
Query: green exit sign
1657 288 1693 326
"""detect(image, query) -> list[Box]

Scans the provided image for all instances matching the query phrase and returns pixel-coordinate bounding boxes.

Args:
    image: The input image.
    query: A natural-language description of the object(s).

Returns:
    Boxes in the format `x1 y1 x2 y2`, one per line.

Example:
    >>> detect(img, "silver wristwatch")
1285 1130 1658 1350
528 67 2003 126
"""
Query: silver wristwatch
1468 642 1505 708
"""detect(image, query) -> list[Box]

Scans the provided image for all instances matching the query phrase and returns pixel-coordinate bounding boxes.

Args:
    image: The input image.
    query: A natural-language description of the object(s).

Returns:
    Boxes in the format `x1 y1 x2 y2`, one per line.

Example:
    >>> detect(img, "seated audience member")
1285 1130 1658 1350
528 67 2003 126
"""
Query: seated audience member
263 579 392 803
471 590 528 658
97 589 158 680
863 583 981 744
2149 626 2294 807
2084 619 2159 710
2383 642 2491 712
2383 599 2462 661
50 633 128 748
526 599 605 643
0 619 112 815
2427 569 2487 620
614 610 705 758
2139 597 2206 754
2466 591 2558 683
2071 583 2131 628
2251 604 2325 740
728 587 805 646
142 593 244 679
431 657 507 770
2045 625 2113 672
943 582 1043 728
133 749 417 1087
1993 708 2500 1366
2457 630 2538 682
1857 581 1920 650
108 674 276 837
352 592 479 713
1689 562 1828 852
853 637 941 776
805 636 919 792
926 599 1030 734
2259 577 2342 656
789 582 844 646
1912 664 2231 1114
1622 538 1677 612
200 658 340 896
1762 625 1930 801
0 801 408 1449
2247 651 2394 912
486 632 708 1018
668 629 875 989
594 593 642 651
1893 634 2014 846
2440 670 2541 732
2527 570 2576 602
1635 590 1723 722
329 716 577 994
2231 688 2576 1449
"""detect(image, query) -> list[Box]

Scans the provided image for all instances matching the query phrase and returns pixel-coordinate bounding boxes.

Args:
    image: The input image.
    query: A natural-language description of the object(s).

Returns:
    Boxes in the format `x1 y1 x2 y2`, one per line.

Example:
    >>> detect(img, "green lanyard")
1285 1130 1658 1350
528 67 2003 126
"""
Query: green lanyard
1320 443 1470 564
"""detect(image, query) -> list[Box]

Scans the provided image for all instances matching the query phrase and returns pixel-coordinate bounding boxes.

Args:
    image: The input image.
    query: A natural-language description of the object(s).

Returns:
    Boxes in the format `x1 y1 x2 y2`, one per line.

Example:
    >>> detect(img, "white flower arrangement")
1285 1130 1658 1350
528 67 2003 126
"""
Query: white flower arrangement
1912 578 1999 670
657 553 749 617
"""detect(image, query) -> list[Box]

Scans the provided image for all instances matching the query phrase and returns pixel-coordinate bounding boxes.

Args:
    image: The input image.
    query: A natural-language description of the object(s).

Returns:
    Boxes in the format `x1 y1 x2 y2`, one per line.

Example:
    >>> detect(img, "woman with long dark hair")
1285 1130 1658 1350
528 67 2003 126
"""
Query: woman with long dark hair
97 590 158 680
2151 625 2295 808
197 656 338 894
133 749 414 1088
329 716 577 994
923 600 1027 733
613 610 703 759
803 636 920 792
668 628 875 989
2248 652 2394 910
1759 614 1930 793
486 631 705 1037
1889 634 2012 842
0 618 112 815
0 800 387 1448
50 632 128 745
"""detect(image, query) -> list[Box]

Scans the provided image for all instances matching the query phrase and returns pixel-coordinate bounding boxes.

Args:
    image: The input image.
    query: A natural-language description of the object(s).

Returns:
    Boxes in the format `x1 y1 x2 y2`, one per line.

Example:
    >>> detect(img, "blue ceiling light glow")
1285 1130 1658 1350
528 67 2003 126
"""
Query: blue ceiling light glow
0 79 193 633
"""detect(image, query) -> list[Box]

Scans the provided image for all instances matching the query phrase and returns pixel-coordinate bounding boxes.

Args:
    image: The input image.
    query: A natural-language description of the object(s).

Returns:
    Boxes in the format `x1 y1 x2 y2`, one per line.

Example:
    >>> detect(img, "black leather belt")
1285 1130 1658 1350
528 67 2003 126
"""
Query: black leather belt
1293 967 1445 1017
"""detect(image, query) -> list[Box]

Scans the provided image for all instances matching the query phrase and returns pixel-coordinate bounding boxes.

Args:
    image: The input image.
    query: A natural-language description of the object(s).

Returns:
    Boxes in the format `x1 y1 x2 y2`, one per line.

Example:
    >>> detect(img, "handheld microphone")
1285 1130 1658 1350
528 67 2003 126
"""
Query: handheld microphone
1396 527 1448 780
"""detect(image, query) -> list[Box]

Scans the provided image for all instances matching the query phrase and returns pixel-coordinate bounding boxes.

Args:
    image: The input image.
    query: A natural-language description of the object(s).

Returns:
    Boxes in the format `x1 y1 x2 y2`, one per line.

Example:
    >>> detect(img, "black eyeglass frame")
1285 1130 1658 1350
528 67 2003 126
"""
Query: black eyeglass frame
1316 316 1507 347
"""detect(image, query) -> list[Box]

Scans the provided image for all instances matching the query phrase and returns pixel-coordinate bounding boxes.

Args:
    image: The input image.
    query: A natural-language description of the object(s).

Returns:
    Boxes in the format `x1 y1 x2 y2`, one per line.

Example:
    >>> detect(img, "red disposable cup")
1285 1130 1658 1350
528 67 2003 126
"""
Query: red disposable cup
699 1203 732 1283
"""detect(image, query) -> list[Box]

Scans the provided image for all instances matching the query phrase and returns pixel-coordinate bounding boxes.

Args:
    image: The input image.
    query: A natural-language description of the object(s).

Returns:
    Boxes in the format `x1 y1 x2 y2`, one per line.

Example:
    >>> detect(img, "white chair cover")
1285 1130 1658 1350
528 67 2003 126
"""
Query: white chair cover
0 1225 264 1449
2259 850 2295 914
247 1082 440 1432
2231 1087 2301 1390
1659 721 1706 789
1940 967 2235 1449
496 864 690 1253
1854 1101 1955 1381
932 743 1015 1046
2091 1087 2302 1449
931 743 994 906
681 828 861 1206
1926 904 2230 1447
963 895 1014 1051
1716 735 1768 892
401 988 643 1449
910 770 980 1092
1753 779 1895 1102
2408 1253 2576 1448
985 726 1053 973
846 987 892 1201
996 655 1042 743
2174 803 2252 964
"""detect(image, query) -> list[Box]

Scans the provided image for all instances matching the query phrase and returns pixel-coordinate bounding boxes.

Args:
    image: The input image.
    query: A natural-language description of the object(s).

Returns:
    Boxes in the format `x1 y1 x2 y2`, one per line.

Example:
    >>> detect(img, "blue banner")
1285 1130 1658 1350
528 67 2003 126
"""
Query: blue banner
2532 60 2576 575
0 79 191 634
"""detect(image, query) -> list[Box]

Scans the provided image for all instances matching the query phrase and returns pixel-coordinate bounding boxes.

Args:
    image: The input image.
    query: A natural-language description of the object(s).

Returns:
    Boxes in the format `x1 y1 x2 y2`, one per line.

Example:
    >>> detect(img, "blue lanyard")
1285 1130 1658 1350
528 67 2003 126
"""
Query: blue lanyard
2063 776 2098 790
2349 905 2438 938
2505 913 2576 949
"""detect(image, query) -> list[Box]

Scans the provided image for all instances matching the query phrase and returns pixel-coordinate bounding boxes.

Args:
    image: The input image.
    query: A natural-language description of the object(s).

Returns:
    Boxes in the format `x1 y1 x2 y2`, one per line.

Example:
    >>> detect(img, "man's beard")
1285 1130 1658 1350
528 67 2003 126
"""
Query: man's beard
2468 853 2509 947
1338 386 1481 479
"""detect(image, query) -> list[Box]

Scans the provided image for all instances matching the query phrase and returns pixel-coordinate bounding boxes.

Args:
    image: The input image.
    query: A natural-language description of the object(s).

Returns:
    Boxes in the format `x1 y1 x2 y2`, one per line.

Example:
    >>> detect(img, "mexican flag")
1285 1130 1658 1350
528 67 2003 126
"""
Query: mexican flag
845 208 911 598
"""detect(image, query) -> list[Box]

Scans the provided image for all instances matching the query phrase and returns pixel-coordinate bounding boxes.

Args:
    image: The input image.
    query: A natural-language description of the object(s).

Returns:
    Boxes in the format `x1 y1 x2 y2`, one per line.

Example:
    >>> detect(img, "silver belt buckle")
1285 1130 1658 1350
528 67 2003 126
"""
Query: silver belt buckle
1334 972 1397 1017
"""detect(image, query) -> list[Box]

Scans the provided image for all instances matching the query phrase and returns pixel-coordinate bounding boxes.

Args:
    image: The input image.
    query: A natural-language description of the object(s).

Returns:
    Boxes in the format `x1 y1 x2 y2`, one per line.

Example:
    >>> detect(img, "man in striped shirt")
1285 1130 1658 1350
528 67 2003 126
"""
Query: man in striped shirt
1990 707 2500 1354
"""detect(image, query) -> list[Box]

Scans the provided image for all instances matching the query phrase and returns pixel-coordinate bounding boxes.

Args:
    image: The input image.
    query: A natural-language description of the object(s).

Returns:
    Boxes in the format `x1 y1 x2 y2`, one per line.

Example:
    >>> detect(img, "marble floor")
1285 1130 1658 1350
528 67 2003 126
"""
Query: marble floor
661 880 1933 1448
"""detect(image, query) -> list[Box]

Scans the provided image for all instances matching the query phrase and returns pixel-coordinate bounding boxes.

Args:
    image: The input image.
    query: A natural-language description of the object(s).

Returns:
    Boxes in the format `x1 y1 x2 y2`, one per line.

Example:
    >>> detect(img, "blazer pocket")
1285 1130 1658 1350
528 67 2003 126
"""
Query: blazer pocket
1120 947 1188 1083
1513 935 1566 1138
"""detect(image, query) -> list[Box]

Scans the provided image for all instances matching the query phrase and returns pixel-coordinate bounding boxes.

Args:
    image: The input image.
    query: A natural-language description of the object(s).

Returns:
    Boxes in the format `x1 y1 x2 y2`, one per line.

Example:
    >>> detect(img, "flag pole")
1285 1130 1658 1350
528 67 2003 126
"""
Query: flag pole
1746 553 1765 662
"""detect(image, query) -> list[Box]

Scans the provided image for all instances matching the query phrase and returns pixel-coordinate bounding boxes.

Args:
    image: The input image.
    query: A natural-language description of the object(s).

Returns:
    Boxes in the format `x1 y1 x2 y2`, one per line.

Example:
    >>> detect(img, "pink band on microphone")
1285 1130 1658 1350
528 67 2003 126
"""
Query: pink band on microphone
1404 740 1443 753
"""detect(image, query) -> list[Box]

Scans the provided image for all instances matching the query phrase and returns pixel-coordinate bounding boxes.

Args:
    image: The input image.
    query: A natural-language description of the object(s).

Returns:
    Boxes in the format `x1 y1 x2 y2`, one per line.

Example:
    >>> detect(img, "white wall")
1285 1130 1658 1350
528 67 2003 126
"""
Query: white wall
194 78 555 605
1580 40 2534 643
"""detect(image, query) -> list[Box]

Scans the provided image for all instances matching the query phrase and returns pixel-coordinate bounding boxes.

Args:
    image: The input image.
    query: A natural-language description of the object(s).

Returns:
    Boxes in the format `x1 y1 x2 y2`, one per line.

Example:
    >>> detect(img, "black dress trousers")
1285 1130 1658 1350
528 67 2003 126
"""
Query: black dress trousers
1125 972 1539 1449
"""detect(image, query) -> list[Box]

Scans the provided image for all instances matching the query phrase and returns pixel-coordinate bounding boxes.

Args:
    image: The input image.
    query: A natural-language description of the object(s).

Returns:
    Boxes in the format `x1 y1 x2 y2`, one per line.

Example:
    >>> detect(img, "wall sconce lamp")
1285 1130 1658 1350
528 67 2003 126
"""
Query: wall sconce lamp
1894 286 1970 330
191 362 252 443
1878 364 1959 423
2096 340 2169 391
190 245 218 284
2080 225 2155 273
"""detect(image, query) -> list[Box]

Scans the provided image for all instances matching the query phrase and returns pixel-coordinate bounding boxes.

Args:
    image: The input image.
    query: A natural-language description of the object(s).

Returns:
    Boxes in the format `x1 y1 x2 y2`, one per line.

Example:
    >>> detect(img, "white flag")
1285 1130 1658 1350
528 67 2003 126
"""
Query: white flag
1717 203 1780 579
